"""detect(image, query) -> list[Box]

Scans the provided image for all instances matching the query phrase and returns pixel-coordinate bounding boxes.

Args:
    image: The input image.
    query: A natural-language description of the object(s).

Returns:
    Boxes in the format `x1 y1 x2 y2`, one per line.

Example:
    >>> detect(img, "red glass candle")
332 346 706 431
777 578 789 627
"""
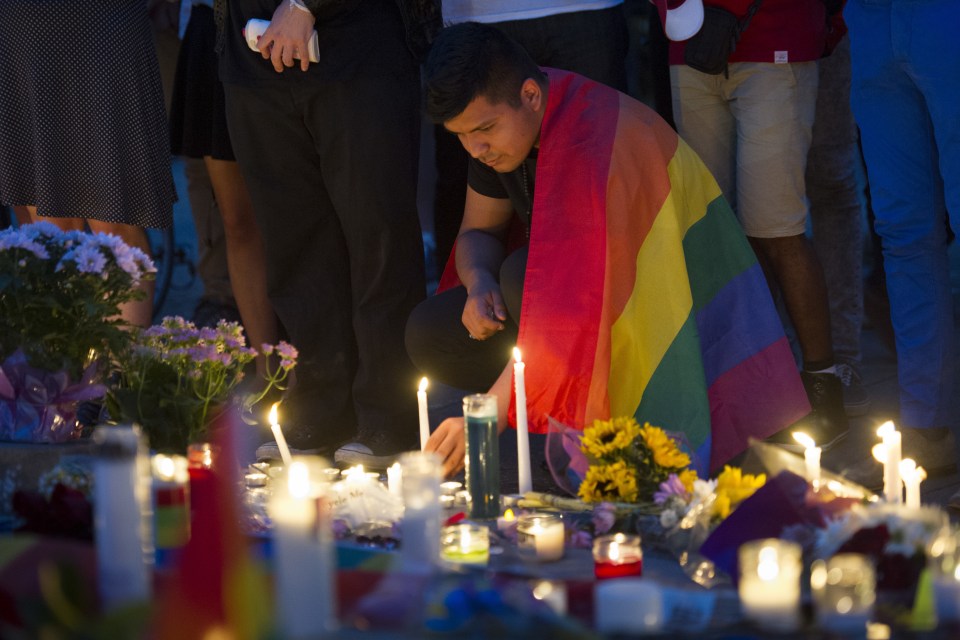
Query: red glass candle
593 533 643 580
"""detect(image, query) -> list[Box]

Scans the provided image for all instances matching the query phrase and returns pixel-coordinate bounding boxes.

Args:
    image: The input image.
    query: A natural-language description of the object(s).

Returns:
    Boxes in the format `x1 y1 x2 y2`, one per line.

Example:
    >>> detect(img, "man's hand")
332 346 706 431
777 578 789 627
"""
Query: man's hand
425 417 466 478
462 280 507 340
258 2 316 73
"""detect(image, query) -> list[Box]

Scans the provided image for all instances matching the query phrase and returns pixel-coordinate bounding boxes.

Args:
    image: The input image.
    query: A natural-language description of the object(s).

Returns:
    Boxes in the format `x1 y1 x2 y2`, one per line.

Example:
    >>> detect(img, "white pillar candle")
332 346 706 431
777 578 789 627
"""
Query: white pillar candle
93 425 152 611
877 421 902 503
398 451 442 572
418 377 430 451
387 462 403 497
268 402 293 467
738 539 802 632
899 458 926 509
513 347 532 495
516 514 565 562
269 457 337 639
793 432 821 487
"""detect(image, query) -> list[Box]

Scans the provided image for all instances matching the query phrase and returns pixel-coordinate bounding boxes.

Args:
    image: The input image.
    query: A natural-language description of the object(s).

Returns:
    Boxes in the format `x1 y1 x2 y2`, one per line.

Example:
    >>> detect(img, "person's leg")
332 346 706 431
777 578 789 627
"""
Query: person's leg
225 81 358 452
669 65 736 209
806 36 867 415
725 61 846 443
848 0 955 432
495 6 629 92
203 157 278 376
406 286 518 391
183 157 236 317
84 219 155 327
315 67 426 457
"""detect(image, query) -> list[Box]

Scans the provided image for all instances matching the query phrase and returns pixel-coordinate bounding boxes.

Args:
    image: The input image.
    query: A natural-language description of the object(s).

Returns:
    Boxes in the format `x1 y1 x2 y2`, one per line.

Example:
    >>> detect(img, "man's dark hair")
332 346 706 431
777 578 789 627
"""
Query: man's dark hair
424 22 546 124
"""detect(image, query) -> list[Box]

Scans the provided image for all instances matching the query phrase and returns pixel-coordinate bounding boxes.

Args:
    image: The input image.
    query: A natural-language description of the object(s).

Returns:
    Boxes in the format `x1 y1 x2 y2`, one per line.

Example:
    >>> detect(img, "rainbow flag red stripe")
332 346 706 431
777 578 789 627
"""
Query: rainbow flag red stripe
517 69 809 472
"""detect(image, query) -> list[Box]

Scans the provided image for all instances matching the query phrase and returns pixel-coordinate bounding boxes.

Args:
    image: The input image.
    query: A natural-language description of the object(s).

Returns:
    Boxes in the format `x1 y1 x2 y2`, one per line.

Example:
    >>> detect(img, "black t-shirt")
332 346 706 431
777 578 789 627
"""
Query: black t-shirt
219 0 414 87
467 150 538 231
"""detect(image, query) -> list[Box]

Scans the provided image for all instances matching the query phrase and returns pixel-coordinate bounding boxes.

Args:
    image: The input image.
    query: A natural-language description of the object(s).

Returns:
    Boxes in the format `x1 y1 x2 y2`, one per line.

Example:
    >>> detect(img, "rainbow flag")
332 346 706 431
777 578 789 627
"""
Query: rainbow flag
516 69 809 472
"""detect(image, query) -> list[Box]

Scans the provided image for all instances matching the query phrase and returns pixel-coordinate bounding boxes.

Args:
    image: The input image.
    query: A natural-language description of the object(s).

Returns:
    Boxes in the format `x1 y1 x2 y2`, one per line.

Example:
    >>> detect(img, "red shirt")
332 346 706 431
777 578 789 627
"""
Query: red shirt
668 0 826 65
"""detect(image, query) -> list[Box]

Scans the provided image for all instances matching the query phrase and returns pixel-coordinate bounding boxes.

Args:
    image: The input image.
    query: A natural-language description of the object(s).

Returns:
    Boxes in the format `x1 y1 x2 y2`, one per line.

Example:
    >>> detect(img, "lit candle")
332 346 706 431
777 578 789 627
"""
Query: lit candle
738 539 802 632
268 402 293 467
496 508 518 536
531 579 567 616
440 481 462 496
793 431 821 487
877 421 902 503
513 347 532 495
398 451 442 572
899 458 926 509
387 462 403 497
269 457 337 638
150 454 190 568
517 513 564 562
593 533 643 579
418 377 430 451
440 523 489 565
811 553 875 634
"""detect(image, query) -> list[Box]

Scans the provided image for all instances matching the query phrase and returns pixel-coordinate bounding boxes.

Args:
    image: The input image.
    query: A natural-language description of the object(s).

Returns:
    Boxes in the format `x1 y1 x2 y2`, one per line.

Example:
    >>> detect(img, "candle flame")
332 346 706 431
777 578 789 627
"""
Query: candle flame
792 431 816 450
757 546 780 581
877 420 896 438
153 454 176 481
917 466 928 482
871 443 888 464
503 508 515 521
418 377 429 393
899 458 917 476
269 402 279 427
513 346 522 363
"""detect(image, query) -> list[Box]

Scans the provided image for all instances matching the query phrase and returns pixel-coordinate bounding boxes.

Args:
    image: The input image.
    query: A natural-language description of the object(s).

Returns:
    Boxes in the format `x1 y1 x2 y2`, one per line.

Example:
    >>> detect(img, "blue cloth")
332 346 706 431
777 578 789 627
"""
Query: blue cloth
846 0 960 429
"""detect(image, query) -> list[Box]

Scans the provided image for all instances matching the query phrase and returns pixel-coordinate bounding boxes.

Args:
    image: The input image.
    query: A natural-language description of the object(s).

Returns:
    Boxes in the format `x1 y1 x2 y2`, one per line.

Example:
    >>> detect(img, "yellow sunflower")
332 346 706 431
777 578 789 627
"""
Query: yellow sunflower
712 465 765 520
580 416 641 459
578 460 639 503
639 423 690 470
678 468 698 493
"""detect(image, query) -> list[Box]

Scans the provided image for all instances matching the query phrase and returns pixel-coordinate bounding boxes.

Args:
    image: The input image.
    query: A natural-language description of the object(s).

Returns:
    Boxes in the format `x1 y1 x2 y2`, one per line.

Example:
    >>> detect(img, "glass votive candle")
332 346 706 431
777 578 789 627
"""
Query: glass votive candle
593 533 643 579
440 523 489 566
811 553 876 634
439 494 455 509
454 490 472 509
928 527 960 624
517 514 565 562
440 481 463 496
738 538 803 632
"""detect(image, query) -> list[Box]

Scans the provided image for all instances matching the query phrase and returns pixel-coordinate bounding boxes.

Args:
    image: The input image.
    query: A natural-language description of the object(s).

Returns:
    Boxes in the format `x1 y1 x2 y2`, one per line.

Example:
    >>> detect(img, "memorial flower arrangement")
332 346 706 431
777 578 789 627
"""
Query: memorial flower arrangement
107 316 299 452
654 466 767 529
0 222 153 442
812 503 945 591
576 417 696 503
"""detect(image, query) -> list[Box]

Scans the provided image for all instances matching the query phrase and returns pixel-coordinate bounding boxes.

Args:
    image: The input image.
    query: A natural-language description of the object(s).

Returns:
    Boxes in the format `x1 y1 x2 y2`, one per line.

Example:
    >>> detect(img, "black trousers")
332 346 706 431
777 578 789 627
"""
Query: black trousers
406 247 527 392
224 66 425 449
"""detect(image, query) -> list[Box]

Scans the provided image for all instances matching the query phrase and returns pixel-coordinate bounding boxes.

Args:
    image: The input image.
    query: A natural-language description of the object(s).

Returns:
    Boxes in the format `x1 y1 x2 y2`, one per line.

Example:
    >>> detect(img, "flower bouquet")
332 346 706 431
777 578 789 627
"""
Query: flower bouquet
545 415 766 585
0 222 153 442
106 316 298 453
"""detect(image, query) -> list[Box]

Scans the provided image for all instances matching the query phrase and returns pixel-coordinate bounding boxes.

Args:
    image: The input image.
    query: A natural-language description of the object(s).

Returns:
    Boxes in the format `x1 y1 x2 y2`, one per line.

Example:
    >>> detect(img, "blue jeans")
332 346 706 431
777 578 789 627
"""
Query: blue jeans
846 0 960 428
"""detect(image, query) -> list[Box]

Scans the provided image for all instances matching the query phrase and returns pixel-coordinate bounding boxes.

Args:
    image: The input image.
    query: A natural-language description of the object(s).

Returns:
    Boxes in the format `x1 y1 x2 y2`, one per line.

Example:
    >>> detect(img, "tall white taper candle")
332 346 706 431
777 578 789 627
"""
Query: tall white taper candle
513 347 532 494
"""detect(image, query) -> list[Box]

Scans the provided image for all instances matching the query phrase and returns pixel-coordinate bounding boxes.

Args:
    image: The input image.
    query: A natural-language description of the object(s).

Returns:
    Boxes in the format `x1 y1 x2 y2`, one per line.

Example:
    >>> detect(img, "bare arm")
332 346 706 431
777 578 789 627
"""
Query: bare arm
427 187 515 477
456 186 514 340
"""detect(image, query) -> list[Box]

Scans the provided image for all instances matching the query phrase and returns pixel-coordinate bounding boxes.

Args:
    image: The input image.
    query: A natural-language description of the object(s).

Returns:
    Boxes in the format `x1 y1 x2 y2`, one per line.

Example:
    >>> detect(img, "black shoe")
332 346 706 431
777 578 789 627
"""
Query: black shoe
768 371 849 452
836 362 871 417
799 370 849 449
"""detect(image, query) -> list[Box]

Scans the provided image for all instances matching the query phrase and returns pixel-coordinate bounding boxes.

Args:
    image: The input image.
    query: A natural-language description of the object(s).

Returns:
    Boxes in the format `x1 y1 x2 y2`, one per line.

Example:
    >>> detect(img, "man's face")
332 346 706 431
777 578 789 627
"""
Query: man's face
443 79 544 173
